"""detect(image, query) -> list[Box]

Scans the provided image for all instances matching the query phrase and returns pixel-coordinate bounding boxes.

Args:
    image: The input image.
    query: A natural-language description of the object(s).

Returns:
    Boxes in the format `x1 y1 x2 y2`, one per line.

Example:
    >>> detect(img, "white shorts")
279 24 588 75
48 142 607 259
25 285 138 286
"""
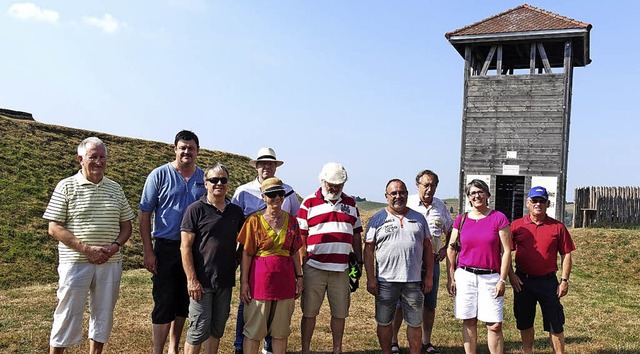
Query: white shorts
50 261 122 348
453 267 503 323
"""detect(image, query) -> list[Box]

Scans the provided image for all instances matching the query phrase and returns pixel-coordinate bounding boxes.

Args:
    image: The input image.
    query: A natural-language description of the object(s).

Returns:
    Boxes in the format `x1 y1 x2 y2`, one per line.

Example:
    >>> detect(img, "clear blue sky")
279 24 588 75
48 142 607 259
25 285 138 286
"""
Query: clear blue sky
2 1 638 202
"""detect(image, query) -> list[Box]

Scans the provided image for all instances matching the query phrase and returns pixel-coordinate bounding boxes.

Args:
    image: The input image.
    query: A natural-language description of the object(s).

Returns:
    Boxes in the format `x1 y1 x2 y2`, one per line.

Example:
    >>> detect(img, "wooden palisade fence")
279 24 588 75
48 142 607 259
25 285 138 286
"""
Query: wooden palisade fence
574 186 640 228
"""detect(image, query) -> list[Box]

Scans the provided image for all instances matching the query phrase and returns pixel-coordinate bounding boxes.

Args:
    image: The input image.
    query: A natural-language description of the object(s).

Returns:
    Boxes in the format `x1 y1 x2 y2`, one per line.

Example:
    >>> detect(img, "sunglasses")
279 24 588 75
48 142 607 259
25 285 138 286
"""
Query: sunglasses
530 197 547 204
264 190 286 199
206 177 228 184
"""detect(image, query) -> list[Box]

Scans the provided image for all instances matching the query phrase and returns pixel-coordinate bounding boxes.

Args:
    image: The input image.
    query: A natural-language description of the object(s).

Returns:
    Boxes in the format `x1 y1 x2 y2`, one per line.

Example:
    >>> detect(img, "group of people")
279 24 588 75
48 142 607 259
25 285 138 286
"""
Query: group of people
43 130 575 354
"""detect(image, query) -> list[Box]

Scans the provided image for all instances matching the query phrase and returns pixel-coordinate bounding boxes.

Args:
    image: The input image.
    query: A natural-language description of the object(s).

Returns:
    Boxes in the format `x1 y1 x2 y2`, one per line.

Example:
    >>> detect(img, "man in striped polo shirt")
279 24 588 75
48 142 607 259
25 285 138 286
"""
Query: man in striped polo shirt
43 137 135 354
297 162 363 354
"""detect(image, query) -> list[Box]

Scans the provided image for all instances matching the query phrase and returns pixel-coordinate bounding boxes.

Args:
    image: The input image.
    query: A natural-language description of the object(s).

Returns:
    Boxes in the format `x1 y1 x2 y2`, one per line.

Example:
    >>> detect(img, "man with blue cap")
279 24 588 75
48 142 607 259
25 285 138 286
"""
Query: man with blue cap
508 186 576 354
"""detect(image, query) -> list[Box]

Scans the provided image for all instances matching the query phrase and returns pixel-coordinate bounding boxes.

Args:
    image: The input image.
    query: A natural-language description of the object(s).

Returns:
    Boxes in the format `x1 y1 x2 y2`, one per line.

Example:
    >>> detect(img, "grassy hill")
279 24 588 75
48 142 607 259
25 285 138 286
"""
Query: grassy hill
0 116 257 288
2 117 640 353
356 200 387 212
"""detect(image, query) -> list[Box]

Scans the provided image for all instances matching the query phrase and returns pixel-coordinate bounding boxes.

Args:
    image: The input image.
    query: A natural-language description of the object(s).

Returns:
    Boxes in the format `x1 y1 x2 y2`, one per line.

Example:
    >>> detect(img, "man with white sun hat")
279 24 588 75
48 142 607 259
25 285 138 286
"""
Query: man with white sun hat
231 147 300 354
297 162 363 354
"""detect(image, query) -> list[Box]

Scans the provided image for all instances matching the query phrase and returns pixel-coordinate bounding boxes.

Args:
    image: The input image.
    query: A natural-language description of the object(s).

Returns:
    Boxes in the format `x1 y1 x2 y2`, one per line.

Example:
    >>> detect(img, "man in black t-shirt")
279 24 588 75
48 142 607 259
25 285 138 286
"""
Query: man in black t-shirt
180 163 245 354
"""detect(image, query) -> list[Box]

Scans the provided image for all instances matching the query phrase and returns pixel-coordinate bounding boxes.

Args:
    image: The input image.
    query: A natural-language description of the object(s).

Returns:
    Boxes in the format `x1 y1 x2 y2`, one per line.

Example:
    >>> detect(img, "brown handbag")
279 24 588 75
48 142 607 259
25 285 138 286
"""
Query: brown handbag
449 212 467 252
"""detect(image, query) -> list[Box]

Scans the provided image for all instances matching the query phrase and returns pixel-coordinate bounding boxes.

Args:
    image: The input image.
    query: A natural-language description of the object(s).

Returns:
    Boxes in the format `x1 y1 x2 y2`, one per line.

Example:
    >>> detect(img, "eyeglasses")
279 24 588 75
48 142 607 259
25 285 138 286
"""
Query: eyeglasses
469 190 486 197
418 183 436 190
387 191 408 197
530 198 547 204
206 177 228 184
264 190 286 199
85 156 106 162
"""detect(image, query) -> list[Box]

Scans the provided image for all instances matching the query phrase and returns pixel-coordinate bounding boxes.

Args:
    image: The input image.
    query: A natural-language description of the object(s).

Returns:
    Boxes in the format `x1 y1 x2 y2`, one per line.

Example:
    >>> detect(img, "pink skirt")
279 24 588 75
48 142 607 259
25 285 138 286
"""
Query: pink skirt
249 255 296 300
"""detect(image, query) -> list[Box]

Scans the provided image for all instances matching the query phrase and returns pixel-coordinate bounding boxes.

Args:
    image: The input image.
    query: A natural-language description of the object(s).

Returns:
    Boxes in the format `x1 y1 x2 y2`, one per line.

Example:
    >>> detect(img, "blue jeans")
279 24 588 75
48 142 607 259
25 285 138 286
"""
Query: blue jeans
376 282 424 327
234 302 272 350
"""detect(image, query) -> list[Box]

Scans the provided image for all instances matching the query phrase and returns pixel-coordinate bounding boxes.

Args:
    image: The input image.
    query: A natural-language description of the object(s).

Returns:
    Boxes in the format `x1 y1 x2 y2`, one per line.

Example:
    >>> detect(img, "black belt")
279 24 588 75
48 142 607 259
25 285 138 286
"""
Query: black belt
460 266 496 275
516 271 555 279
154 238 180 244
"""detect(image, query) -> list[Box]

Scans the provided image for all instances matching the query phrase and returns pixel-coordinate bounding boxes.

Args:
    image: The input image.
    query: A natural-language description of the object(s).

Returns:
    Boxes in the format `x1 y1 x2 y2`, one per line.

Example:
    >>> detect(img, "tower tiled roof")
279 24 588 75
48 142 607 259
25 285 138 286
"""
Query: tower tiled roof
445 4 591 39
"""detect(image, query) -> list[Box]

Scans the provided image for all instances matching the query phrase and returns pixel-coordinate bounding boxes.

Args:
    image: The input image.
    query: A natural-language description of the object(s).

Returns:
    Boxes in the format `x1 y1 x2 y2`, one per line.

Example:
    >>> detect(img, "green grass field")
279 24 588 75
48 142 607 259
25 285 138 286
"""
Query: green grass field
1 228 639 353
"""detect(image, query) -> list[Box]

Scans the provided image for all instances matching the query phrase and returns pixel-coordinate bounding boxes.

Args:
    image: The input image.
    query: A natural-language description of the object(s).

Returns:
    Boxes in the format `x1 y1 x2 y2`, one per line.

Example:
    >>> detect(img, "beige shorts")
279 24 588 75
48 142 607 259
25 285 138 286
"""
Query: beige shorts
301 264 350 318
243 299 295 340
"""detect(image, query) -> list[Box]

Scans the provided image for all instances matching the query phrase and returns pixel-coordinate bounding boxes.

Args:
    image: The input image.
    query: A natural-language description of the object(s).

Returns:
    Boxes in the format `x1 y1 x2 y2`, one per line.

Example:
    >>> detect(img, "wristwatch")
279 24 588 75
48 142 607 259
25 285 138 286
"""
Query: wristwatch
561 278 570 283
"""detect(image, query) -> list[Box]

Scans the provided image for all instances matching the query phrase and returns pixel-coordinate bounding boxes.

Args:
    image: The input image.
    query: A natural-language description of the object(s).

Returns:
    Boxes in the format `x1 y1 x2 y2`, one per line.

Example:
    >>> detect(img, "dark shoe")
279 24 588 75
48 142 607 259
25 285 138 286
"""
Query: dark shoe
422 342 441 354
391 342 401 354
235 348 243 354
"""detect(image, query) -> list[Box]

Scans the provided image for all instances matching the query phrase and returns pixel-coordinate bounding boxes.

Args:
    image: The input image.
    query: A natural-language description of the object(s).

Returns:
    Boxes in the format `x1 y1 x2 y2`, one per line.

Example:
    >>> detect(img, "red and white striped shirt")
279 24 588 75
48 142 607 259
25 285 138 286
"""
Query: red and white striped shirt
297 188 362 272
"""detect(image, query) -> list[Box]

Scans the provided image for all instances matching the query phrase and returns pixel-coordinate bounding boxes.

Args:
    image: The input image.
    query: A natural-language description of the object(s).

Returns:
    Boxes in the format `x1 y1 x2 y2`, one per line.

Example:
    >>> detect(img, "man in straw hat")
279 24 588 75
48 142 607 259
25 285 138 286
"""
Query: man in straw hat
231 147 300 354
297 162 363 354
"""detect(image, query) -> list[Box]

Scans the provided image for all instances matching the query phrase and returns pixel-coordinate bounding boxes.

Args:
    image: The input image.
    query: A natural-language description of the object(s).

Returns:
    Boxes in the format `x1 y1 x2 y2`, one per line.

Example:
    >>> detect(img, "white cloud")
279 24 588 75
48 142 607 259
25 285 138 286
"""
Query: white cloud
7 2 59 24
83 13 122 34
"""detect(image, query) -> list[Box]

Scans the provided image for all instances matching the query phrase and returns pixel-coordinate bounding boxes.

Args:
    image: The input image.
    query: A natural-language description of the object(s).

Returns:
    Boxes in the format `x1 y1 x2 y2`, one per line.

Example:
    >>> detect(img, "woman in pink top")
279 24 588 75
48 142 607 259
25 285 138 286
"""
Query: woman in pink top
446 179 512 354
238 177 303 354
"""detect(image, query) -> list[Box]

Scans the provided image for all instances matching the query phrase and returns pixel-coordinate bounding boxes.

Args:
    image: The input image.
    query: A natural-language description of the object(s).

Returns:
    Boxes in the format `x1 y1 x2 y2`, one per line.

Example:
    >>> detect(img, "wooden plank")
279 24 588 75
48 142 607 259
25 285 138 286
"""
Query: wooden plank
467 91 565 99
530 43 537 75
496 45 502 76
462 166 563 175
464 153 563 160
465 114 565 121
558 39 574 224
464 138 565 145
480 45 497 76
468 74 565 83
467 100 564 108
466 118 564 124
467 79 565 89
466 106 564 113
465 126 565 133
467 88 565 96
467 83 565 91
460 45 472 214
537 43 553 73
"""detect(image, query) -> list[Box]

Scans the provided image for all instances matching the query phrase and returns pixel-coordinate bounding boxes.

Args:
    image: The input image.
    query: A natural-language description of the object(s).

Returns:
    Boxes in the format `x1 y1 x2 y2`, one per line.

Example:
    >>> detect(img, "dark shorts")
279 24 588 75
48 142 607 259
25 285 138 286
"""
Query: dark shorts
422 259 440 309
152 238 189 324
186 287 232 344
513 272 565 333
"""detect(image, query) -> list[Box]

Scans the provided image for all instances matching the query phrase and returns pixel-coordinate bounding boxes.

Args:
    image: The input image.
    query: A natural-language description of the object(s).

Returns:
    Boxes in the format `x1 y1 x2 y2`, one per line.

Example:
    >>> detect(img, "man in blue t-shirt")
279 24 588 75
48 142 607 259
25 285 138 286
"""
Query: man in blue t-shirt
139 130 206 354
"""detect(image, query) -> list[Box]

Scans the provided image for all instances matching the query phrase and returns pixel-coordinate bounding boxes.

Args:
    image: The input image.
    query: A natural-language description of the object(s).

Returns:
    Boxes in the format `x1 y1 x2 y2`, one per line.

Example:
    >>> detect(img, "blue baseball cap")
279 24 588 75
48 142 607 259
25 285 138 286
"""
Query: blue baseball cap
528 186 548 200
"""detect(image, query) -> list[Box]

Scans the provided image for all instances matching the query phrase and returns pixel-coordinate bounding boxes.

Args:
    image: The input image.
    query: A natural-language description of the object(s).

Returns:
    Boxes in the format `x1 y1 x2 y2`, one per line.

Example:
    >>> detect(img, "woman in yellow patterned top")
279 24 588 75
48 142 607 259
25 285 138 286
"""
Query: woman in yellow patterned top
238 177 303 354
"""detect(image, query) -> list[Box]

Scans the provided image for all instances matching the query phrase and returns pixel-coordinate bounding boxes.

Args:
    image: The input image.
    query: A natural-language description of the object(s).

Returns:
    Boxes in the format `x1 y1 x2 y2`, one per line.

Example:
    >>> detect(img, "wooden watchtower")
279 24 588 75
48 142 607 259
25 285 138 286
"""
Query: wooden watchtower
445 4 592 222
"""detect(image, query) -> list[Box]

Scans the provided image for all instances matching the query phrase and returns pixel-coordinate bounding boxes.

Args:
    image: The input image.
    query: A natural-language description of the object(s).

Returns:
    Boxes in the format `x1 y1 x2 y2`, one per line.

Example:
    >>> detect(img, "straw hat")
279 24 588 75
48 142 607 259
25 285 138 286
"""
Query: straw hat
249 147 284 168
261 177 285 193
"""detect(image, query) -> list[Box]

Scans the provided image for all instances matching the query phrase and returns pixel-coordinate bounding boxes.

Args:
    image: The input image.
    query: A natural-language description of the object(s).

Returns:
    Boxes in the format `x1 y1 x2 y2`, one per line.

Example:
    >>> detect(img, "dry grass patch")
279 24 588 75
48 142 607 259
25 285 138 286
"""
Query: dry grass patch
1 229 639 353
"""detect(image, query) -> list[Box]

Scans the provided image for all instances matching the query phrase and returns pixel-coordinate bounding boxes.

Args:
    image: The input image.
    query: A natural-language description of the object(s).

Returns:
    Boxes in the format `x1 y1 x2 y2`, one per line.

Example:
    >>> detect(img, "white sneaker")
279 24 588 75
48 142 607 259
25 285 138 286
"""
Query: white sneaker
261 349 273 354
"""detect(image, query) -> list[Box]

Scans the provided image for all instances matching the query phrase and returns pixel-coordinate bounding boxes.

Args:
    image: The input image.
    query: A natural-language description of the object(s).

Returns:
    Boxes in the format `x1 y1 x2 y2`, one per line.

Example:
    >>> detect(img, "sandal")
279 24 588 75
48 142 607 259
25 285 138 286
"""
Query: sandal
422 342 441 354
391 342 401 354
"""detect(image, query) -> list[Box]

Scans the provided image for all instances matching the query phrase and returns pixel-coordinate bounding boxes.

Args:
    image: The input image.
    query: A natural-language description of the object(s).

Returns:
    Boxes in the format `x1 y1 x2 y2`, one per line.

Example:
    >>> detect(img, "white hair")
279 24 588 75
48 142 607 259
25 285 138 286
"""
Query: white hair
77 137 107 156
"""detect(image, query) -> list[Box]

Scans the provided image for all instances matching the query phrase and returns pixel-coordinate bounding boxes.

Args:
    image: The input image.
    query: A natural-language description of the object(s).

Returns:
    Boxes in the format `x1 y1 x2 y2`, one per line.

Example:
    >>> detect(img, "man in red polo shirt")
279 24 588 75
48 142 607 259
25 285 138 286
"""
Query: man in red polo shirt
509 186 575 354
